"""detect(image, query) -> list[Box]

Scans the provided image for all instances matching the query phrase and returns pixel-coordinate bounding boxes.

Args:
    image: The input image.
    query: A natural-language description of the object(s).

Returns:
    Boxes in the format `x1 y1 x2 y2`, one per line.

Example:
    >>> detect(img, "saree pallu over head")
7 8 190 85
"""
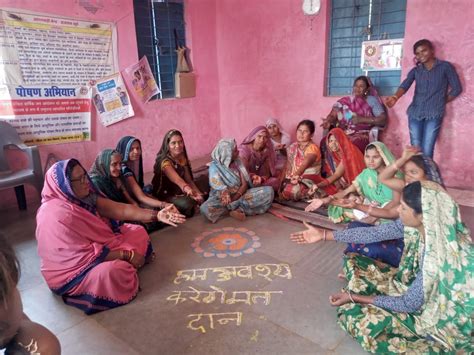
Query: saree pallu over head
325 128 365 186
152 129 192 197
337 181 472 353
239 126 276 177
352 141 402 205
36 160 136 291
210 138 252 189
265 118 291 145
89 149 125 203
413 181 473 350
116 136 144 188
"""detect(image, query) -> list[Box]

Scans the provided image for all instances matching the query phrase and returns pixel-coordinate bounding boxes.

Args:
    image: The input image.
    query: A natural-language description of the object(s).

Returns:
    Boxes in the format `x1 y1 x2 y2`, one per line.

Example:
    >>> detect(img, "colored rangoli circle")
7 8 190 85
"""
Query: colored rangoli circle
191 227 261 258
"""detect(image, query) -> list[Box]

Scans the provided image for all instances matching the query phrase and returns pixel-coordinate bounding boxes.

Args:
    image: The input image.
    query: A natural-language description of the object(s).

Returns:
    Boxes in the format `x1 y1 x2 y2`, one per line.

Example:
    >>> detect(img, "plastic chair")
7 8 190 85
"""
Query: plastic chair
0 121 43 210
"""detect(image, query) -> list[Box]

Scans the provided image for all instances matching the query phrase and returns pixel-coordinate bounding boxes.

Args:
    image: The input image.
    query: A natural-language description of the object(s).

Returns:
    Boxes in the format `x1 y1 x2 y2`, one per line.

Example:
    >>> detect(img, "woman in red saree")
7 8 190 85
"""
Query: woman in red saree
317 128 365 192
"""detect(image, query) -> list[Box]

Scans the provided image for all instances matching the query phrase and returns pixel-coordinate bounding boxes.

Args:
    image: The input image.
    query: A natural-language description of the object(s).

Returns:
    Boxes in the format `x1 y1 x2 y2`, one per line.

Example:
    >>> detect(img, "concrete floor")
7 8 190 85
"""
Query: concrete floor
1 201 473 355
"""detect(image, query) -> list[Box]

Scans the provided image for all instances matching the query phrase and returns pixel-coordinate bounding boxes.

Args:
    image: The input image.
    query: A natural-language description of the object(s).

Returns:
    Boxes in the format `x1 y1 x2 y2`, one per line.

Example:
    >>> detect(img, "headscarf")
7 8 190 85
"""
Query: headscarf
42 159 98 212
89 149 125 203
152 129 192 194
42 159 120 232
239 126 276 176
116 136 144 188
325 128 365 184
265 118 291 144
367 141 404 179
211 138 252 188
410 181 473 350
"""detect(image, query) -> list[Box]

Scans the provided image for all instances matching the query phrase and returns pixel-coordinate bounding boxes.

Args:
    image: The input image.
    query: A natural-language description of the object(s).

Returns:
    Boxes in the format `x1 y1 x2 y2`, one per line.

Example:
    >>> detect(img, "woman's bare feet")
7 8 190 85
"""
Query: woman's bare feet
230 209 246 221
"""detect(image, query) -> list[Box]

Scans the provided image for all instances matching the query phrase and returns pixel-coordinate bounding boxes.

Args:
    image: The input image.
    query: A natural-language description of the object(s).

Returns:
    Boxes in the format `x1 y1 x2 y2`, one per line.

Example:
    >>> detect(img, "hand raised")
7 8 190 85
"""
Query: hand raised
401 145 421 161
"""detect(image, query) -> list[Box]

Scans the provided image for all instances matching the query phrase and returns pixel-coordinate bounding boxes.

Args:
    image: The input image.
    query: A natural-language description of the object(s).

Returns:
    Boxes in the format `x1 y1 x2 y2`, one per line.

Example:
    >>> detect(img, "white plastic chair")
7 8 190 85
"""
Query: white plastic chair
0 121 43 210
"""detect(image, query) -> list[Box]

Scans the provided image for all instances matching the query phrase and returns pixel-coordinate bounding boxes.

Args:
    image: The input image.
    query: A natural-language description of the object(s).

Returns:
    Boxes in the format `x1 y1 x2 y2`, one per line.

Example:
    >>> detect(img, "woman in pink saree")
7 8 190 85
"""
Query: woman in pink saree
36 159 185 314
321 76 386 152
238 126 279 191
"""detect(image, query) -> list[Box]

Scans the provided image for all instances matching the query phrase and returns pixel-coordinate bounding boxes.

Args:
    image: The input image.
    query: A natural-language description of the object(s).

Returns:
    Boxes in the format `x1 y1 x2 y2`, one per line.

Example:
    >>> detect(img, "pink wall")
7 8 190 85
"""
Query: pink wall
384 0 474 188
0 0 221 209
1 0 472 210
216 0 474 188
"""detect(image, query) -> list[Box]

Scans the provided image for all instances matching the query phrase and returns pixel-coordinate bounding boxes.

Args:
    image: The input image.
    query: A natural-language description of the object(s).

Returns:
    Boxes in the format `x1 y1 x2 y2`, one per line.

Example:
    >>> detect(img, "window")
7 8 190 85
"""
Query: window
326 0 407 96
134 0 186 99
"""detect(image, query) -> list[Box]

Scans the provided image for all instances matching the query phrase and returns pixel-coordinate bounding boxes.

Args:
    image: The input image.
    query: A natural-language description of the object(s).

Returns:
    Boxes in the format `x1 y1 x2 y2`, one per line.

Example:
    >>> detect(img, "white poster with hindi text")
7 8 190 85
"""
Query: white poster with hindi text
0 84 92 145
0 8 118 85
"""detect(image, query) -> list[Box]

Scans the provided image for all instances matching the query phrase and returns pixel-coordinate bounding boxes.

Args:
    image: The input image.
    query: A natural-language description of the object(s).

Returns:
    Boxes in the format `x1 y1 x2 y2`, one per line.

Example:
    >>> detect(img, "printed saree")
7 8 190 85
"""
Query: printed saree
330 141 404 266
200 138 274 223
337 182 473 353
280 141 337 200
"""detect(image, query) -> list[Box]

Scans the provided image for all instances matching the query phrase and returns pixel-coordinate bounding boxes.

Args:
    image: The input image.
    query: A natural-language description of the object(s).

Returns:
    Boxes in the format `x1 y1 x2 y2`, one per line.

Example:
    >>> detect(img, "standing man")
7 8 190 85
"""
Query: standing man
386 39 462 158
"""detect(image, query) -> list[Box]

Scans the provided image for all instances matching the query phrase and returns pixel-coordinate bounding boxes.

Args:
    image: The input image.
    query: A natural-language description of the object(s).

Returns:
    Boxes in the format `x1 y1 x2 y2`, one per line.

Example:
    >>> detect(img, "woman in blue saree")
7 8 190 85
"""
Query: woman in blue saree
200 138 274 223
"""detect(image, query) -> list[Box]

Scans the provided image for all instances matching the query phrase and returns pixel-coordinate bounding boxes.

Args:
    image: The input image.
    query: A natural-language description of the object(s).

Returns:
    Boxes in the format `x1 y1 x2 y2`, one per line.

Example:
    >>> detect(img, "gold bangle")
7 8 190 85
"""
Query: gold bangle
129 250 135 262
323 230 327 241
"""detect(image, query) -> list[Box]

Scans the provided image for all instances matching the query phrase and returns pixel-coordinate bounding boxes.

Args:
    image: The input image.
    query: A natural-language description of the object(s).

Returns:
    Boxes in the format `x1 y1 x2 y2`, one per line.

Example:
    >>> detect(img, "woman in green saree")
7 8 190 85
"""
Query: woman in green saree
307 141 402 224
291 181 473 353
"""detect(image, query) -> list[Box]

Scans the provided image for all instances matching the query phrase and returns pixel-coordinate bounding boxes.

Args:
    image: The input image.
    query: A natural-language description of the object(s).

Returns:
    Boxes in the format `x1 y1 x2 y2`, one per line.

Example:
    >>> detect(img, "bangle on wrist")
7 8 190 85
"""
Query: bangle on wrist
347 290 355 303
121 250 130 261
323 230 327 241
129 250 135 262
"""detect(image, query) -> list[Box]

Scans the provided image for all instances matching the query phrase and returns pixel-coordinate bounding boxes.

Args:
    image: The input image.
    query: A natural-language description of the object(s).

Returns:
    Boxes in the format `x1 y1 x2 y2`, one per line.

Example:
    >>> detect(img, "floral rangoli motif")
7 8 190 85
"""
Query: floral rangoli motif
192 227 261 258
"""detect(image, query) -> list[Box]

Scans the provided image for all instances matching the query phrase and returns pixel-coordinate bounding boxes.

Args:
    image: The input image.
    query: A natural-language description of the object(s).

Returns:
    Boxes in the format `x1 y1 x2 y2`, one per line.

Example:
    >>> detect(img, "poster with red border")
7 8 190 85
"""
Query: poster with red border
0 84 92 145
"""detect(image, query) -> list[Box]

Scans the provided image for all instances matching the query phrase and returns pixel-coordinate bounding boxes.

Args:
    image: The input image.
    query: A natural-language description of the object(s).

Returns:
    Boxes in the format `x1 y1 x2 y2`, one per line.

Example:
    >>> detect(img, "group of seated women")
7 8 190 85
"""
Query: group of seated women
31 75 472 354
